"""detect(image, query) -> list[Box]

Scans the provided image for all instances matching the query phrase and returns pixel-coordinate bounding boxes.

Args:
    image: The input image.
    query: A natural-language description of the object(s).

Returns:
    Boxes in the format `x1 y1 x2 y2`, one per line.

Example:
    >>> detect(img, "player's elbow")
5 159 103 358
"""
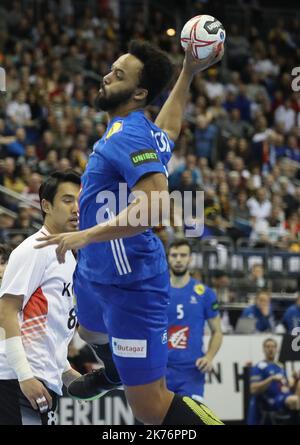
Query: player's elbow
0 295 22 327
163 127 179 143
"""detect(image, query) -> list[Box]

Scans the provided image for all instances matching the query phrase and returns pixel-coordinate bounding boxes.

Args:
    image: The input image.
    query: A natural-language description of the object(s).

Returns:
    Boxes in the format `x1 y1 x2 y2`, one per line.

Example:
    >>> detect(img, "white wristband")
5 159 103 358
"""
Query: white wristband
5 336 34 382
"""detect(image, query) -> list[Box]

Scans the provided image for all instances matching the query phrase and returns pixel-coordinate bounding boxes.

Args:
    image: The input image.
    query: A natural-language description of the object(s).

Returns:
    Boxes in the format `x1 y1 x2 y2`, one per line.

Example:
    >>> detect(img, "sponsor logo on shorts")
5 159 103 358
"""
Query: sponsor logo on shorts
130 149 159 167
112 337 147 358
168 326 190 349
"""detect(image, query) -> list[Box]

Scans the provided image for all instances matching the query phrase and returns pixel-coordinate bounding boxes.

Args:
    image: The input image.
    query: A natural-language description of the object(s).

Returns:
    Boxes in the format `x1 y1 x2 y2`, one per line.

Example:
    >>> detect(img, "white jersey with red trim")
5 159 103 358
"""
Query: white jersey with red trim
0 227 76 395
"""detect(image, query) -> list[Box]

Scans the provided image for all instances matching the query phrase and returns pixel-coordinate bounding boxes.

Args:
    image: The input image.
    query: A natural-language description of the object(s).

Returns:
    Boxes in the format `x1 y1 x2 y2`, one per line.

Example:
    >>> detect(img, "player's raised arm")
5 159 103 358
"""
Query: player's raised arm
155 43 224 143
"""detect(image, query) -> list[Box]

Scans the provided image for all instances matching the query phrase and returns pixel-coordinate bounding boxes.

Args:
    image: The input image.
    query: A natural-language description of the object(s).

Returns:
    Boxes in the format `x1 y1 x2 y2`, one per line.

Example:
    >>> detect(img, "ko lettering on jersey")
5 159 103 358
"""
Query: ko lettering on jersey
77 110 174 285
167 278 219 366
0 227 76 395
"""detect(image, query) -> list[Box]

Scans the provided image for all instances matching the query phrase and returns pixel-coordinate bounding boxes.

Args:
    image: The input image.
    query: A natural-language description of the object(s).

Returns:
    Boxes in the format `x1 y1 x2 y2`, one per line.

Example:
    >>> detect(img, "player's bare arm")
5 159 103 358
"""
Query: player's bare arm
196 316 223 372
154 43 224 142
0 294 52 411
62 368 81 388
35 172 168 263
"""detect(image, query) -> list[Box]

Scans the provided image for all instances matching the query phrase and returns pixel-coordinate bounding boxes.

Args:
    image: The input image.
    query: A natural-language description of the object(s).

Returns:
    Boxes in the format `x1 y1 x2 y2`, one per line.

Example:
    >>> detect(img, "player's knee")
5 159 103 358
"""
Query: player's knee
129 399 167 425
126 383 172 424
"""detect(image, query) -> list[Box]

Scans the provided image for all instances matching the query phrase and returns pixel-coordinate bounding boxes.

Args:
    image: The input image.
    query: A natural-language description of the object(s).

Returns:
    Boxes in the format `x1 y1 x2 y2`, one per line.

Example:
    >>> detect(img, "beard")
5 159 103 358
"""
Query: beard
94 85 135 111
171 267 189 277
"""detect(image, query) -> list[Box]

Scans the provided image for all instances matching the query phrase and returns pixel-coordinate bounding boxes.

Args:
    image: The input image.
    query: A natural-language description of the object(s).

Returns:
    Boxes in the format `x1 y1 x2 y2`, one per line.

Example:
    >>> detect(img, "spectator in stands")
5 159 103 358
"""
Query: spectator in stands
194 115 219 164
221 108 253 140
231 189 252 236
38 150 59 176
239 263 268 292
204 67 225 101
169 153 202 192
282 293 300 333
274 99 297 134
200 203 229 239
6 128 27 158
6 92 32 128
211 270 235 304
238 289 275 332
13 205 36 234
226 23 251 70
247 338 300 425
247 187 272 224
21 172 42 208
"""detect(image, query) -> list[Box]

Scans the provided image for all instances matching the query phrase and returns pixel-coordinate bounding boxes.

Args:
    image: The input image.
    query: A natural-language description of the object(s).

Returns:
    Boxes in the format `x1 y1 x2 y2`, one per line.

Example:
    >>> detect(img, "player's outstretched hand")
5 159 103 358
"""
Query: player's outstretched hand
35 231 90 263
183 42 224 77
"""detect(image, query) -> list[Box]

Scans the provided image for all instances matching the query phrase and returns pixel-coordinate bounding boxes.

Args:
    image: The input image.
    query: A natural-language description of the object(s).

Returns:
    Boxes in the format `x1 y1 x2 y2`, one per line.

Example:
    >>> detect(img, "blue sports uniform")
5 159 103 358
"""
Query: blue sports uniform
166 278 219 400
282 304 300 332
247 361 292 425
74 110 174 386
241 305 275 332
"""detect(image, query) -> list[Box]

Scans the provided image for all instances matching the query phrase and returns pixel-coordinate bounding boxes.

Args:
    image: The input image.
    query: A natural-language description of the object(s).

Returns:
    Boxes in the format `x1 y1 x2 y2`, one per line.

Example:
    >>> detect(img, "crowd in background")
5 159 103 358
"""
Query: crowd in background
0 0 299 327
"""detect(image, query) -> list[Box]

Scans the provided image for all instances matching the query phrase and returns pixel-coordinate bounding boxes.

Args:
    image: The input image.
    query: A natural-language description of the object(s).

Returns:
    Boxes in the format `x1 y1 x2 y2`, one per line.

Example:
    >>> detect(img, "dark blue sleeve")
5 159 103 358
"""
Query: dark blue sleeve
250 365 263 383
203 287 220 320
103 131 166 189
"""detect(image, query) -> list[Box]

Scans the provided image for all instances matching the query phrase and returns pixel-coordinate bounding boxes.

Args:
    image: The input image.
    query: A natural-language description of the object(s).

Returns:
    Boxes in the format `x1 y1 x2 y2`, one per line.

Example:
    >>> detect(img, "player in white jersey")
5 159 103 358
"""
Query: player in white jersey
0 171 81 425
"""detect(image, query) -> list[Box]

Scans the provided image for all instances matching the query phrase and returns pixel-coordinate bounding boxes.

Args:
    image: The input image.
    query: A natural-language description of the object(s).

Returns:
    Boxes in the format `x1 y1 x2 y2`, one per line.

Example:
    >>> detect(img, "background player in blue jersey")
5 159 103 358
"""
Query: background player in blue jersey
282 293 300 333
36 40 224 425
167 239 223 402
247 338 300 425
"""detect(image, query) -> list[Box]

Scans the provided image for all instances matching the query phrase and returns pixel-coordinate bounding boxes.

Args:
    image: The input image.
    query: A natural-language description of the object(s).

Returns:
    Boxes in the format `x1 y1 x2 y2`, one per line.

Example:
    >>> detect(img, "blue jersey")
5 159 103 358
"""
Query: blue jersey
78 110 174 284
282 304 300 332
167 278 219 366
250 360 291 411
241 305 275 332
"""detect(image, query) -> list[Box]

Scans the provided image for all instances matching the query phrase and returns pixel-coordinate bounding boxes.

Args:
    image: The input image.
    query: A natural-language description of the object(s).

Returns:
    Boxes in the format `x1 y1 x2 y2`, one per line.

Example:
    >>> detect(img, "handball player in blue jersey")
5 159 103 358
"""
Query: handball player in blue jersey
247 338 300 425
167 239 223 403
36 40 224 425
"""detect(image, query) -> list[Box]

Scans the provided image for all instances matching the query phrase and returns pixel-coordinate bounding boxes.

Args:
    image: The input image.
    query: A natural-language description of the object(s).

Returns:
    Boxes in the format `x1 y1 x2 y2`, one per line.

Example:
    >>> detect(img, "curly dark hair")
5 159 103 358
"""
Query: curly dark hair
128 40 174 105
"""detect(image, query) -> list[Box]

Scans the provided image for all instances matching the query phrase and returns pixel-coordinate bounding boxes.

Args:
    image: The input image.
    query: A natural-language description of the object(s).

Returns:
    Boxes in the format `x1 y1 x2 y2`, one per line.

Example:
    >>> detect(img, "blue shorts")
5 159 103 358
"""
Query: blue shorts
73 267 170 386
265 393 290 411
166 365 205 400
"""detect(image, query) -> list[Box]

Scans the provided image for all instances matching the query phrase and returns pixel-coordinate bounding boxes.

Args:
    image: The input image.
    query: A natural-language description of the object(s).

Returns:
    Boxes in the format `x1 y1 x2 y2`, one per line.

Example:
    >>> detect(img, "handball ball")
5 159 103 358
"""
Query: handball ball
180 15 226 60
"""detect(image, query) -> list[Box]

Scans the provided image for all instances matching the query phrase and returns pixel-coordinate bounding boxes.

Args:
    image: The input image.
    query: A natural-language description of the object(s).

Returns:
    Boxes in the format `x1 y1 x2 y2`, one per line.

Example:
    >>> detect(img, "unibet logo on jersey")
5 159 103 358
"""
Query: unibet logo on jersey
130 149 159 167
168 326 190 349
